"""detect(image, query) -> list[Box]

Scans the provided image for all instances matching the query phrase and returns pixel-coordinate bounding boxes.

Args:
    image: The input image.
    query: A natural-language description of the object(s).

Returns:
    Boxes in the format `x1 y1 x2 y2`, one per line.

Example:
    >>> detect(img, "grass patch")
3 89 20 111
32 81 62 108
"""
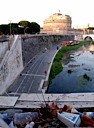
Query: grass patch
48 40 91 85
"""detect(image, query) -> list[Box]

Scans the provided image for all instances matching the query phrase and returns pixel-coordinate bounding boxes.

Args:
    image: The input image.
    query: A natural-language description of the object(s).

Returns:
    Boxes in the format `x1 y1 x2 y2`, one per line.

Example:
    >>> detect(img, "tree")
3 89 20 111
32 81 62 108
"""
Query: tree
88 27 94 30
8 23 19 34
18 20 30 34
29 22 40 34
0 24 9 35
0 20 40 35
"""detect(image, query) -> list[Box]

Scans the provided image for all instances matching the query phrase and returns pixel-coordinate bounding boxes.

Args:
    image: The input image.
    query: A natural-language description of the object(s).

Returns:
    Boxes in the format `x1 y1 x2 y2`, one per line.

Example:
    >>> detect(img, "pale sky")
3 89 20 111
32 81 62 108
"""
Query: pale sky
0 0 94 28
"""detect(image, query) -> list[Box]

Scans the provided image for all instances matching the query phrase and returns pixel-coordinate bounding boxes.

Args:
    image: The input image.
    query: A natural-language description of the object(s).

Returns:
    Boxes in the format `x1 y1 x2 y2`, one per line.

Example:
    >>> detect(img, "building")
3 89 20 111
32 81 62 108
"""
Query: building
42 13 72 34
40 13 83 41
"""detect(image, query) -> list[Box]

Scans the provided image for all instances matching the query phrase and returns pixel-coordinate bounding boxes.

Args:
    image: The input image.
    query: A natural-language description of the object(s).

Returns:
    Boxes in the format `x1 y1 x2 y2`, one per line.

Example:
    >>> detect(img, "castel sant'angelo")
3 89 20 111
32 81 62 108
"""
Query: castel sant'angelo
43 13 72 34
41 12 83 37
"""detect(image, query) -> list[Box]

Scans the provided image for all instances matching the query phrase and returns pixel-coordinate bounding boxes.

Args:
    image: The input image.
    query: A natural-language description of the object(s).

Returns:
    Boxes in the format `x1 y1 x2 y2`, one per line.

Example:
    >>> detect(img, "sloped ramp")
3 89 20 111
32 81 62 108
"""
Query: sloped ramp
0 118 10 128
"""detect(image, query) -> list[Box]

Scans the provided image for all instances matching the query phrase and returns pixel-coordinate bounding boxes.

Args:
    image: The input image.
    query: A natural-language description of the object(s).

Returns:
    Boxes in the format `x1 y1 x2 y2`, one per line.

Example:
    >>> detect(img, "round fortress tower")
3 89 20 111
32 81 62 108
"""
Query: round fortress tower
43 13 72 34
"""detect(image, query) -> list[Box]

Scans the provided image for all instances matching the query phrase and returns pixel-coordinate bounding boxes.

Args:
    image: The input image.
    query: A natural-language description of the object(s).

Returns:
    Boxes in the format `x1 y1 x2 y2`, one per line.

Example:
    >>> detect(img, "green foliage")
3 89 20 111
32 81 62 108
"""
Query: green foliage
18 20 30 34
29 22 40 34
18 20 30 28
18 21 40 34
0 20 40 35
0 24 9 34
49 62 62 84
54 49 63 62
8 23 19 34
88 27 94 30
49 40 90 84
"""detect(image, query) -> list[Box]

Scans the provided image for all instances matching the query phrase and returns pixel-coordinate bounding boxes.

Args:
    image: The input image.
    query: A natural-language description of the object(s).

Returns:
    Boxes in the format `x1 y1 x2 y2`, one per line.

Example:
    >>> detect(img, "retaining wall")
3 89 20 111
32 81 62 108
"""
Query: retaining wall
22 34 74 66
0 41 9 62
0 36 23 94
0 34 74 94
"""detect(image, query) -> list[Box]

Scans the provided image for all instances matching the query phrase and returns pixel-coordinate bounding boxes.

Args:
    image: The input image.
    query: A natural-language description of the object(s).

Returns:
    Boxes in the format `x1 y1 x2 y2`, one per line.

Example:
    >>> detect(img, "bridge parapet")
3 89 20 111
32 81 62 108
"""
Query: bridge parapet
0 93 94 108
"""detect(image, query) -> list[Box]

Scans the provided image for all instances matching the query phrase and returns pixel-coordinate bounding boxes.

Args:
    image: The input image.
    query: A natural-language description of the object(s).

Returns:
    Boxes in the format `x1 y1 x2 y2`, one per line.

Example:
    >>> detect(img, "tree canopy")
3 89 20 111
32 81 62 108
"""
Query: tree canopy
29 22 40 34
0 24 9 34
88 27 94 30
18 20 30 28
0 20 40 35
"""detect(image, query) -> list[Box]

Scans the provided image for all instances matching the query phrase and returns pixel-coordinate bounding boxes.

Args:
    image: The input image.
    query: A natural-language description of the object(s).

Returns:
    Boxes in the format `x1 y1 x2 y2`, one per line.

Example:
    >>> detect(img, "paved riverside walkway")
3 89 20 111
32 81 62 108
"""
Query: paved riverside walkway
6 46 59 95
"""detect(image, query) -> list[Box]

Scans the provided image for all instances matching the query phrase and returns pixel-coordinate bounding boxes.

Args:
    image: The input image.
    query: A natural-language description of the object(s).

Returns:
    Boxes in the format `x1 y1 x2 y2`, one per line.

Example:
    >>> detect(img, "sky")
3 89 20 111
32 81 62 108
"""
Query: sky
0 0 94 28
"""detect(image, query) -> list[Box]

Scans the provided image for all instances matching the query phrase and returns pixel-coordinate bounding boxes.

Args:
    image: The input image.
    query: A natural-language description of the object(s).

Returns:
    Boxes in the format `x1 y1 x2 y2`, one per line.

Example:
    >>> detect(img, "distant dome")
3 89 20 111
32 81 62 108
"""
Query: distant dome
43 13 72 33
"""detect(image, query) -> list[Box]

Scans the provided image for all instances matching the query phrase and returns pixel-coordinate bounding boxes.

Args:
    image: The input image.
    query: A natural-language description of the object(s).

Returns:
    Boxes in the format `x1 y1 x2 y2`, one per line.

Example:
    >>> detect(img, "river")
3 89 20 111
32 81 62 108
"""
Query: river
48 44 94 93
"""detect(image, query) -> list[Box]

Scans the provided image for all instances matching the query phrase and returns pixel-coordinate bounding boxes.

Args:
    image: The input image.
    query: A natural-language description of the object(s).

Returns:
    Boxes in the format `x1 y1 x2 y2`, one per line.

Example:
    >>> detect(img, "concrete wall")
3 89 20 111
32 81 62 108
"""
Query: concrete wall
22 34 74 66
0 41 9 62
0 35 23 94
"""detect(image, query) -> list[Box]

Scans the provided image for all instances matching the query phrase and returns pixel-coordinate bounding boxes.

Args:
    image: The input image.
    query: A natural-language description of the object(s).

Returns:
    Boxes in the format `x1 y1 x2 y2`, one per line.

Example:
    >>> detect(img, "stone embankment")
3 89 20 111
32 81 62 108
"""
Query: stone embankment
0 34 74 94
22 34 74 66
21 34 74 92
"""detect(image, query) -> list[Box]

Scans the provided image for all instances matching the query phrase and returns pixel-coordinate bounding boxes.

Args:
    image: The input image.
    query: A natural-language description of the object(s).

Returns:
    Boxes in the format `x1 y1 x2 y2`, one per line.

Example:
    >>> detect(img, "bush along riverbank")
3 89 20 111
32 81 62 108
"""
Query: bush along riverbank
48 40 91 86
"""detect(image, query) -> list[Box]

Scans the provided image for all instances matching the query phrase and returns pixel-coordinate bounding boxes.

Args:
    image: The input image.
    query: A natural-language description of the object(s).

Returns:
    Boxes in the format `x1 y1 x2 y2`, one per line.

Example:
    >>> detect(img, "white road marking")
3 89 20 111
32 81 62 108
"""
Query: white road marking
21 73 45 77
14 52 46 95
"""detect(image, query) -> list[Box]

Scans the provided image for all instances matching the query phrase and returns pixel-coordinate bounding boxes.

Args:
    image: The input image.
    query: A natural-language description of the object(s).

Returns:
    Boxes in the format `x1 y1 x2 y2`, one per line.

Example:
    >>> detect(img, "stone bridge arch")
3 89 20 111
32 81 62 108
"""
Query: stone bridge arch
84 36 93 41
83 34 94 41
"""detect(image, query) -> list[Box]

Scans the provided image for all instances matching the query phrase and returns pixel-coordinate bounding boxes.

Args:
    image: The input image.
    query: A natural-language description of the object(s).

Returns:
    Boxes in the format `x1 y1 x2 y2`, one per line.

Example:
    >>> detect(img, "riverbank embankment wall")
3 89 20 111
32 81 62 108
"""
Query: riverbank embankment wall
0 34 74 94
22 34 74 66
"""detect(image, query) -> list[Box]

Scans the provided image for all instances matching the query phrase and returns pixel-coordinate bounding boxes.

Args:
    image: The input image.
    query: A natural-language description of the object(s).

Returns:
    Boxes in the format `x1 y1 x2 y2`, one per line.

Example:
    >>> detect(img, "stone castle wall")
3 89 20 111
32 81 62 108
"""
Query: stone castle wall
43 13 72 34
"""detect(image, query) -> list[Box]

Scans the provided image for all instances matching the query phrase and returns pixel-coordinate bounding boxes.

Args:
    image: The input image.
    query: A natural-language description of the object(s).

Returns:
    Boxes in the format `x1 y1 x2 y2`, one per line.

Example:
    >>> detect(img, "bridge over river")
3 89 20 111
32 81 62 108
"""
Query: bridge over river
83 34 94 41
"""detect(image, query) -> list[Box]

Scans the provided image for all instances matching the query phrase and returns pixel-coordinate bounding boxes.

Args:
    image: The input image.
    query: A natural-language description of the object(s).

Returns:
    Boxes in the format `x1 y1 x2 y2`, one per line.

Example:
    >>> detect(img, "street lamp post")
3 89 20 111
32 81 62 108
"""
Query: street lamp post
9 20 12 35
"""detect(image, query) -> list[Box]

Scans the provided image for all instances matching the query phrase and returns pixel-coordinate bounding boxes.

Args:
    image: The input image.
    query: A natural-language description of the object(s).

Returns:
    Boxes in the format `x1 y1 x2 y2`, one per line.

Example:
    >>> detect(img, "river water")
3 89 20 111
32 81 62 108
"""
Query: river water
48 44 94 93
